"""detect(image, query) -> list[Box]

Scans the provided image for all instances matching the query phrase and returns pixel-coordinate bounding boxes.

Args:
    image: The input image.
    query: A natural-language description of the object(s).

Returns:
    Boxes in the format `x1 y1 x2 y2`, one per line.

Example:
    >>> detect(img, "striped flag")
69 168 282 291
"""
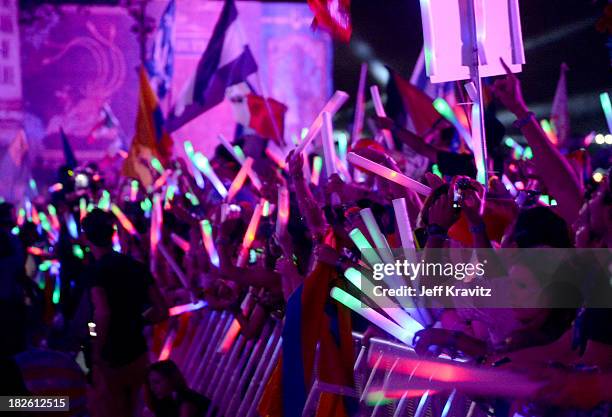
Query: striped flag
166 0 257 132
146 0 175 99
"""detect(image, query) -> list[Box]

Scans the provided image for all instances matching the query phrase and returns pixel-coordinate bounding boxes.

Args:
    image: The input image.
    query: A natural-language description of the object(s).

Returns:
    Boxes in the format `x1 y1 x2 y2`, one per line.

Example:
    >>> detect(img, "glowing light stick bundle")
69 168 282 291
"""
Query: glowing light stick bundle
343 268 423 334
158 242 190 288
170 233 190 252
599 92 612 133
349 228 383 266
200 219 220 267
130 180 139 202
98 190 111 211
295 91 350 155
169 300 207 316
348 153 431 196
275 186 290 237
236 202 264 267
321 111 339 176
110 204 138 236
330 287 415 344
370 85 395 149
226 157 254 203
192 153 228 198
158 328 176 361
311 156 323 186
184 141 205 188
151 157 164 175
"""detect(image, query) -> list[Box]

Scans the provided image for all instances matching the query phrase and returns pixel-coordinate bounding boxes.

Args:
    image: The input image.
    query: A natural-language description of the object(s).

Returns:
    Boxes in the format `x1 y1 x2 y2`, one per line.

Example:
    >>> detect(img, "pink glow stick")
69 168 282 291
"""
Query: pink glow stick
168 300 207 316
170 233 190 252
226 157 254 203
370 85 395 149
295 91 349 155
275 186 290 237
348 152 431 196
158 328 176 360
150 194 162 261
110 204 138 236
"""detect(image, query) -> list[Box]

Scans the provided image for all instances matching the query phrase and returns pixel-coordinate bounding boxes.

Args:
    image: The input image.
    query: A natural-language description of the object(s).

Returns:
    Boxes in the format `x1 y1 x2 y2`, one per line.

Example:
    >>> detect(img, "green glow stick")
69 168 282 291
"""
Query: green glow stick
599 92 612 133
311 156 323 186
433 98 473 150
233 146 246 162
130 180 139 202
185 192 200 206
349 228 383 266
184 141 195 157
29 178 38 194
98 190 111 211
200 219 219 267
151 158 164 175
192 153 228 197
73 245 85 260
52 275 61 304
431 164 442 178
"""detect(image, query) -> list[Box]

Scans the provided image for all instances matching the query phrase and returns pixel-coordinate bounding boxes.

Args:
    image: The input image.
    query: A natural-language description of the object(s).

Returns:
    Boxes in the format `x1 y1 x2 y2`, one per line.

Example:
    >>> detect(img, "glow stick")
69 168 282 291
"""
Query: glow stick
192 153 228 197
295 91 350 155
47 205 60 231
360 208 394 264
48 183 63 193
38 213 57 242
150 194 162 259
330 287 414 344
110 204 138 236
237 202 264 267
87 203 94 213
501 175 518 197
344 268 423 333
27 247 45 256
151 157 164 175
433 98 473 150
141 198 152 217
152 170 170 191
164 184 177 209
321 111 338 176
392 198 415 251
233 145 246 161
349 228 383 266
599 92 612 133
200 219 220 267
158 242 190 288
29 178 38 194
348 153 431 196
184 141 205 188
169 300 207 316
52 275 61 304
351 63 368 143
219 134 246 163
130 180 139 202
72 245 85 259
66 213 78 238
17 208 25 226
311 156 323 186
265 141 287 170
337 131 348 164
539 119 558 145
275 186 290 237
262 200 271 217
112 226 121 252
226 157 254 202
88 322 97 337
170 233 190 252
79 198 87 221
25 199 32 221
31 206 39 225
370 85 395 149
158 328 176 360
98 190 111 211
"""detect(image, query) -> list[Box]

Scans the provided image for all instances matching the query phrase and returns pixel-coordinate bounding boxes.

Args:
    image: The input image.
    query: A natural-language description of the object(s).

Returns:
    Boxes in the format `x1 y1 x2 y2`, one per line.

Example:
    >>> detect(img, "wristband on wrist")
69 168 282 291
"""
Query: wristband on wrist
512 111 535 130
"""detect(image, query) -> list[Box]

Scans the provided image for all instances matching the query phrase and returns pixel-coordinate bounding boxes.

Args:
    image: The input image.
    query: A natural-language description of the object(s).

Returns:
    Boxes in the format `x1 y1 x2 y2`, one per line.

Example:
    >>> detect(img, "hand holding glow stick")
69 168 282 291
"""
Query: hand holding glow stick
219 135 262 190
295 91 349 155
370 85 395 149
348 153 431 196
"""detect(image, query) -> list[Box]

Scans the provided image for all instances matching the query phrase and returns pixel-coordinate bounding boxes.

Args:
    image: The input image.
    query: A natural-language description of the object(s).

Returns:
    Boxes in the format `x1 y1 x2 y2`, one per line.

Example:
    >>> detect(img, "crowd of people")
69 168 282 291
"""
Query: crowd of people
0 64 610 417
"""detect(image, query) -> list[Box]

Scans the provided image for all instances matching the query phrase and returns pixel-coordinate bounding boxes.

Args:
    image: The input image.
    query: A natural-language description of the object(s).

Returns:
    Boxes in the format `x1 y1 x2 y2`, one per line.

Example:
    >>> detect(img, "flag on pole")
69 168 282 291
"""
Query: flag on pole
8 129 29 167
166 0 258 132
122 67 174 186
245 94 287 143
60 128 78 169
146 0 176 99
391 70 441 136
307 0 352 43
550 63 570 147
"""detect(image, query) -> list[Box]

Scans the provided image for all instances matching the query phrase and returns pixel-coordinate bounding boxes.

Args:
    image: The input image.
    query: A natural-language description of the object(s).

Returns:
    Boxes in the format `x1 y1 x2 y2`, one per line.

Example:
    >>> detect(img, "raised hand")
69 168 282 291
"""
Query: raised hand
491 58 529 117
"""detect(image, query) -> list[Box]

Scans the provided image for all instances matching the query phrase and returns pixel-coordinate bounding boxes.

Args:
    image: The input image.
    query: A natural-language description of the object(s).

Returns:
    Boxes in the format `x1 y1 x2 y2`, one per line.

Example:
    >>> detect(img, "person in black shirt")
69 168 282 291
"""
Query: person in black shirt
83 209 167 417
145 360 210 417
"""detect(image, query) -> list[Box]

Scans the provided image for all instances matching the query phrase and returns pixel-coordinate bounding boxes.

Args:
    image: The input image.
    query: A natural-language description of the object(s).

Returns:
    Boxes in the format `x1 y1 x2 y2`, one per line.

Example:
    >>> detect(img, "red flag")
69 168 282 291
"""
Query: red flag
246 94 287 144
307 0 352 43
393 72 441 136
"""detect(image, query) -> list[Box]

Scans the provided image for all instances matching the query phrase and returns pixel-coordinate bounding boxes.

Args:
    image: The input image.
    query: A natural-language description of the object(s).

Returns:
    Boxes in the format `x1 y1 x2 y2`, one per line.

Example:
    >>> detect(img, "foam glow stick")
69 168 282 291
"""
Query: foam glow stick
539 119 558 145
130 180 139 202
72 245 84 259
192 153 228 197
152 170 170 191
27 247 45 256
321 111 338 176
469 94 487 184
348 153 431 196
311 156 323 186
29 178 38 194
170 233 190 252
17 208 25 226
151 158 164 175
79 198 87 221
52 275 61 304
48 183 63 193
275 186 290 237
150 194 162 258
158 328 176 360
433 98 473 150
112 226 121 252
337 131 348 164
164 184 177 209
599 92 612 133
295 91 350 155
349 228 383 266
370 85 395 149
330 287 415 344
226 157 254 202
265 141 287 170
262 200 271 217
31 206 39 225
219 134 246 163
200 219 220 267
184 141 205 188
65 213 78 238
344 268 423 333
38 213 57 242
141 198 152 217
501 175 518 197
158 242 190 288
351 63 368 143
47 205 60 231
98 190 111 211
360 208 394 264
237 202 264 267
110 204 138 236
169 300 207 316
392 198 415 251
